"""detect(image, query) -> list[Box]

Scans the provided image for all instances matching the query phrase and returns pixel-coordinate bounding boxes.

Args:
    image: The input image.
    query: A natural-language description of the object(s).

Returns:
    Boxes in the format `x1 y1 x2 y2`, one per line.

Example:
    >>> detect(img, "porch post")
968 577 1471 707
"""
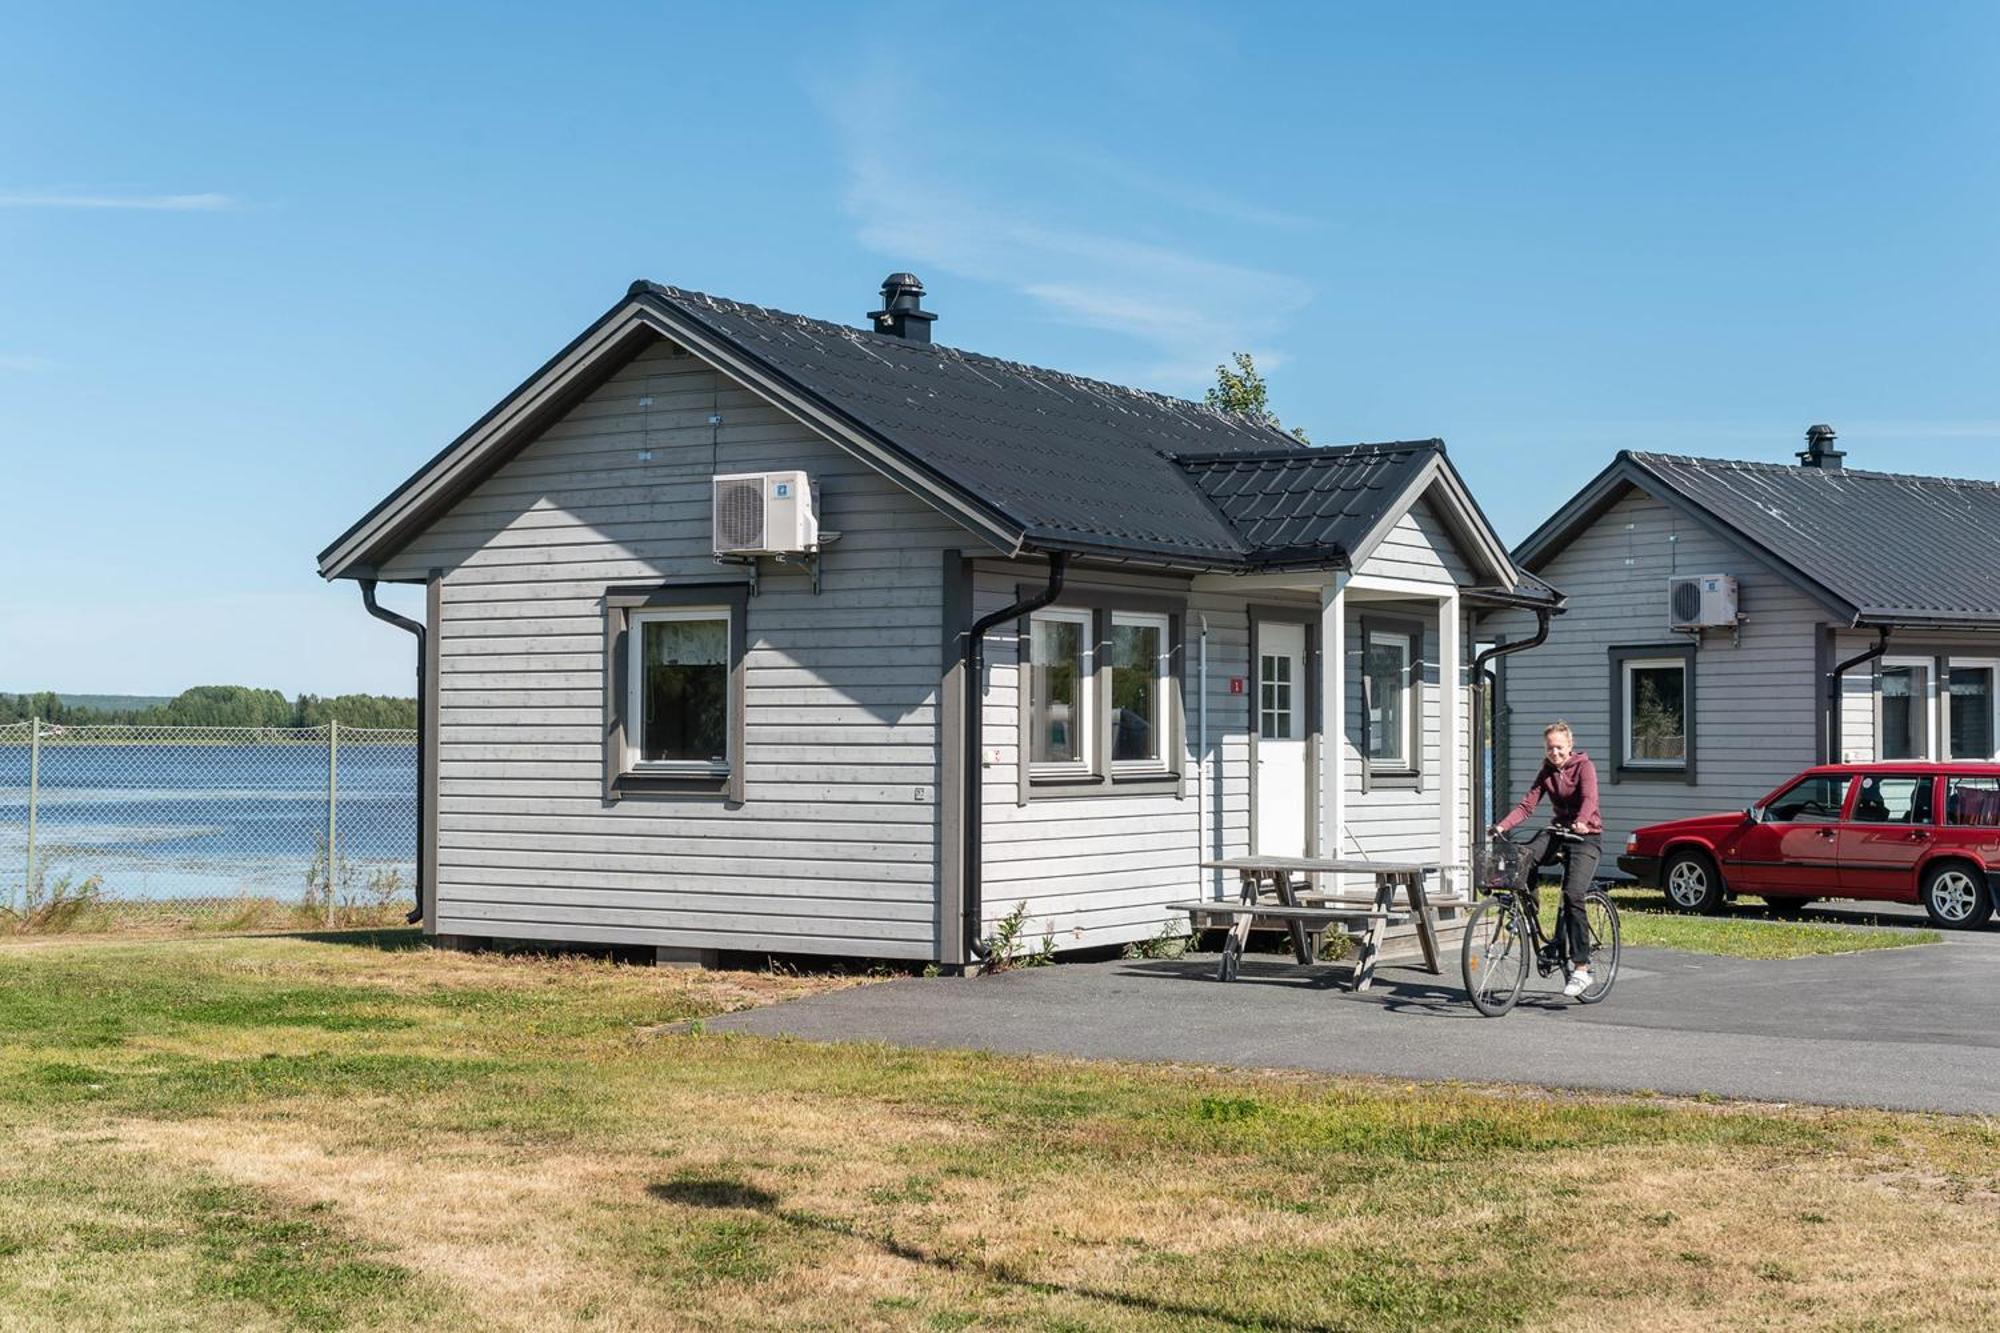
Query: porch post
1319 575 1348 876
1437 589 1461 896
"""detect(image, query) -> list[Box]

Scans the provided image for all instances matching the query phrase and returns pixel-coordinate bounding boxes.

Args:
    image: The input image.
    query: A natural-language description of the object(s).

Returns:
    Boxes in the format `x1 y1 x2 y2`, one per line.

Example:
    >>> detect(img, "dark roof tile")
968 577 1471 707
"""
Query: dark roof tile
1176 443 1440 562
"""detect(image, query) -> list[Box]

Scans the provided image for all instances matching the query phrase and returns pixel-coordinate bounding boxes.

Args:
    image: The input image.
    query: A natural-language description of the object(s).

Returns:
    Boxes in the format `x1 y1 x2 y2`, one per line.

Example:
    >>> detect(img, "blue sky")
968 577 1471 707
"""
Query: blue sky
4 2 1998 696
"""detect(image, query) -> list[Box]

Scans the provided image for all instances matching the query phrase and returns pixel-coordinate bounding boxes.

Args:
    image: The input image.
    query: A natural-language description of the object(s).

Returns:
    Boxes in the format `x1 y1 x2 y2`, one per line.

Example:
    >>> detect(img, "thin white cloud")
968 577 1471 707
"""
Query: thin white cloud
824 86 1311 397
1049 150 1321 232
0 354 55 373
0 190 236 211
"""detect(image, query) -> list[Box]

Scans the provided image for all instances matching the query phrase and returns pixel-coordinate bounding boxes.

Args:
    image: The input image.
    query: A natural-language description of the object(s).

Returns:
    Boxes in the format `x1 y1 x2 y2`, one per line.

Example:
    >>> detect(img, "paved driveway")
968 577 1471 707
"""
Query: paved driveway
711 929 2000 1114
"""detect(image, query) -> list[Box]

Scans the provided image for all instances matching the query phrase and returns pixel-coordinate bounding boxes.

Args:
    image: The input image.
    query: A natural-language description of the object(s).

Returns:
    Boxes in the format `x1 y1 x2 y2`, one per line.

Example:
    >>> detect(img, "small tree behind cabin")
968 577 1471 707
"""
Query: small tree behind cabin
1205 352 1310 443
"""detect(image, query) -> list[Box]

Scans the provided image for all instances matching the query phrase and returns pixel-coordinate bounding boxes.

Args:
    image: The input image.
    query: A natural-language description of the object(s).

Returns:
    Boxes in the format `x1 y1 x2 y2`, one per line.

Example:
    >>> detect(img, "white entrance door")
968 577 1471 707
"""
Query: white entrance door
1256 622 1311 857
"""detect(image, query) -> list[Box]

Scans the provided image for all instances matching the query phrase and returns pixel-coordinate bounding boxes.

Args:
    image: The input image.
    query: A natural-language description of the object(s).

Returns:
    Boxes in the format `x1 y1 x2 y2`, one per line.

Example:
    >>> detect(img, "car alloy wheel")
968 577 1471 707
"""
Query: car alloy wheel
1922 864 1990 929
1664 853 1716 912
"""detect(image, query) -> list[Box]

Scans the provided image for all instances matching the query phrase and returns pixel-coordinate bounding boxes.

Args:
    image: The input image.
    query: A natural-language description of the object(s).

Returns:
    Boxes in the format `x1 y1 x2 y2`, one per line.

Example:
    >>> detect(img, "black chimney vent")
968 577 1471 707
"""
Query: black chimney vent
868 272 935 344
1798 423 1845 471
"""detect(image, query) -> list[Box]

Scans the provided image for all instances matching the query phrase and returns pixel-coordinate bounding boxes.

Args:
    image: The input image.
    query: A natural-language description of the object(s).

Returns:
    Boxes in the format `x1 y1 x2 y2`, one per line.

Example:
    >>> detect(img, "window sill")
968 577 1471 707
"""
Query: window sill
1612 764 1689 783
611 770 732 800
1110 770 1183 797
1027 771 1182 799
1028 771 1104 790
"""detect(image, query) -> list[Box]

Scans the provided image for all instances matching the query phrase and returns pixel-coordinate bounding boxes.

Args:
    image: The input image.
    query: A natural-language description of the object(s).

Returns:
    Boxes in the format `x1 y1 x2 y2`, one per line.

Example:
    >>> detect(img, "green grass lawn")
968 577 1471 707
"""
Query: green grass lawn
2 932 1998 1330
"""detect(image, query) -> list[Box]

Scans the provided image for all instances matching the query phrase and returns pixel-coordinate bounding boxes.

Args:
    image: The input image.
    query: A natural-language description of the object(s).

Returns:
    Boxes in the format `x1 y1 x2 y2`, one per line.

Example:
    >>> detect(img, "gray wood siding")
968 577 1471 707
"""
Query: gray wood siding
1360 500 1470 587
1189 592 1255 905
1482 488 1829 850
379 341 969 958
973 565 1221 951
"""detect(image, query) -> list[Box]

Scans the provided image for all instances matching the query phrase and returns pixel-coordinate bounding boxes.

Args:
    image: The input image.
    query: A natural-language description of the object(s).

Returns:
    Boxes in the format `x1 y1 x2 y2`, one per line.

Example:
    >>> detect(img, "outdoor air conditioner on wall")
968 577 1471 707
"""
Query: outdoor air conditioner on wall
712 471 819 556
1667 573 1738 629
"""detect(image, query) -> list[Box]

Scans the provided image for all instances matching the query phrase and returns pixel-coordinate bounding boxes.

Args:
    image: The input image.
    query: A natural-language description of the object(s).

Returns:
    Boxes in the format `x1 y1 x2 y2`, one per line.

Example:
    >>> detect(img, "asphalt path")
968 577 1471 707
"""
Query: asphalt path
710 921 2000 1114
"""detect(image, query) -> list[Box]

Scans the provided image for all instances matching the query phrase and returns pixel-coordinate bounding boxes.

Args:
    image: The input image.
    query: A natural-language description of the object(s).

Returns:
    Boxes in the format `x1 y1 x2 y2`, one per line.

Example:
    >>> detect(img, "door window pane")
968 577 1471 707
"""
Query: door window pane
1850 774 1933 825
1110 619 1163 764
1947 776 2000 827
1365 632 1411 765
638 616 728 764
1880 665 1929 760
1030 615 1088 765
1765 774 1850 824
1260 653 1292 740
1625 662 1687 764
1950 667 1994 759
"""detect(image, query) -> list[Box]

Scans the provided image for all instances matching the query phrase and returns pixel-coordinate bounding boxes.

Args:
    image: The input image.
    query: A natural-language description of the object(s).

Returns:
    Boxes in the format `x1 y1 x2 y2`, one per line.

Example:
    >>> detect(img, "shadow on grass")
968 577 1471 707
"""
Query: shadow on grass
647 1177 1328 1331
650 1179 779 1210
274 928 427 952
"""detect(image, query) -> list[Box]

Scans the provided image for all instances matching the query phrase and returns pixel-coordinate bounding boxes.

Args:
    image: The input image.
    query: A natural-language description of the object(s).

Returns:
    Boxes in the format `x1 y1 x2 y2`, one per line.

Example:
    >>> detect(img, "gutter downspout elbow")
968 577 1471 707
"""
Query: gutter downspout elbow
963 552 1069 964
1825 625 1891 764
359 579 427 926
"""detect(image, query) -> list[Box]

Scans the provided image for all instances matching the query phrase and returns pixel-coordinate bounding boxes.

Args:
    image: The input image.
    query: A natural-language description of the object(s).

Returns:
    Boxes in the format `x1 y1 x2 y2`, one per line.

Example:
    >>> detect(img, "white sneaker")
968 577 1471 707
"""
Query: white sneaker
1563 968 1593 998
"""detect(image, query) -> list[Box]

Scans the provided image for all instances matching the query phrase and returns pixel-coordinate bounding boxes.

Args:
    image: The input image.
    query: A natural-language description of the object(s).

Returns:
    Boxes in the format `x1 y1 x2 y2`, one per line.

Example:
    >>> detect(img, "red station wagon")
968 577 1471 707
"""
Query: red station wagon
1618 763 2000 929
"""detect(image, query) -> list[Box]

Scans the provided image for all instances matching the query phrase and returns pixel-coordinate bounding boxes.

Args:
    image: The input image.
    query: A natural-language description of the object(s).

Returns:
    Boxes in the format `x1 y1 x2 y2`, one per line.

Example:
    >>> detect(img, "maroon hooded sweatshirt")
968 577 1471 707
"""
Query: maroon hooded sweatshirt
1496 749 1602 835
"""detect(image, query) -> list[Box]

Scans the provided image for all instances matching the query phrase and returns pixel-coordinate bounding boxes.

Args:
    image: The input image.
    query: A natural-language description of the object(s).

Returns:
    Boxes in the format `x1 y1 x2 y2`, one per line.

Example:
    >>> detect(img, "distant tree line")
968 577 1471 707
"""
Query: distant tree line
0 685 417 729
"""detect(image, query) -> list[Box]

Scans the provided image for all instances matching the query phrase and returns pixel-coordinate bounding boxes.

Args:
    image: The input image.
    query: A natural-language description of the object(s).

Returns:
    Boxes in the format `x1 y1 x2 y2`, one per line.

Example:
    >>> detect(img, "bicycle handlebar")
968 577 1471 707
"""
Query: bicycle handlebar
1492 824 1591 845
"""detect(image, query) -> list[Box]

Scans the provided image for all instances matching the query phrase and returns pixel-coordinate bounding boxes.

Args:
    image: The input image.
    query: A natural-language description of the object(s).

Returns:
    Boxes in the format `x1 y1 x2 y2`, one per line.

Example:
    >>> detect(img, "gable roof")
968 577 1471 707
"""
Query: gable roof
318 281 1530 589
1515 450 2000 628
1175 443 1438 561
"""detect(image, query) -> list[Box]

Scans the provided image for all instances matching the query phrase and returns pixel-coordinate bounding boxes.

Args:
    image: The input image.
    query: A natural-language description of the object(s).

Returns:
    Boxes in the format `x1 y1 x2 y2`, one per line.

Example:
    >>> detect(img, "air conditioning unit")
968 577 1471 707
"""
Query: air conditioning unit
1668 574 1738 629
712 471 819 555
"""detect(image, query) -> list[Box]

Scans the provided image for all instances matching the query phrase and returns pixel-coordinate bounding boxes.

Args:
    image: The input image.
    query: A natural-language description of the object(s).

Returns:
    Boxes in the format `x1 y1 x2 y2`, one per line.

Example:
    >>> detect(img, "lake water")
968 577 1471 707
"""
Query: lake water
0 741 416 902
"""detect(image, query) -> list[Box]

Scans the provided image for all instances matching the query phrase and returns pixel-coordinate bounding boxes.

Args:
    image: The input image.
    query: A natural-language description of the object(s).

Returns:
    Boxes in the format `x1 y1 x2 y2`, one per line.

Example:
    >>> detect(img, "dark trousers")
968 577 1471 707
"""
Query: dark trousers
1522 829 1602 966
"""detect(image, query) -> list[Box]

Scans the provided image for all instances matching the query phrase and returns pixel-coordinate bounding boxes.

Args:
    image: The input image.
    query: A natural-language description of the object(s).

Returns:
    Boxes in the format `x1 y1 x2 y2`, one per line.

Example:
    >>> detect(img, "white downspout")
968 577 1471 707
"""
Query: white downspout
1197 612 1210 900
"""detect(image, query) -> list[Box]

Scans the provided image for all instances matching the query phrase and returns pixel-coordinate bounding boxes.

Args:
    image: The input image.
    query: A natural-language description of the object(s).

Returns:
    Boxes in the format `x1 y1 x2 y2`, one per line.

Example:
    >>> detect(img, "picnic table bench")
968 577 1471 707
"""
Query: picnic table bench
1165 856 1466 991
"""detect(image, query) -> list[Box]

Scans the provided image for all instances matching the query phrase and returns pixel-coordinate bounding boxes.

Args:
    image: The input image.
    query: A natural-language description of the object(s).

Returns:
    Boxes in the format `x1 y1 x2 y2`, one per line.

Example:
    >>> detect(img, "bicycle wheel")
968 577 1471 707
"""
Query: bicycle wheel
1461 896 1529 1017
1576 890 1620 1004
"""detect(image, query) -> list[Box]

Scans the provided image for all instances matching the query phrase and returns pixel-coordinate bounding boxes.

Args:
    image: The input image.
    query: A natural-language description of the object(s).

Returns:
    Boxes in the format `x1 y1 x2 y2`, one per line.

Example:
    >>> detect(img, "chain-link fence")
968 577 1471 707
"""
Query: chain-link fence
0 720 417 934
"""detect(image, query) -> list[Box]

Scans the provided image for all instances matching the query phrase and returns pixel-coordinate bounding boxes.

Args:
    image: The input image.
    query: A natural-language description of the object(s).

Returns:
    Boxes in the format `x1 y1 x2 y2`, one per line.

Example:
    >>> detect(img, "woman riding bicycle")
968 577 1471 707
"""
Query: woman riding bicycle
1490 721 1602 998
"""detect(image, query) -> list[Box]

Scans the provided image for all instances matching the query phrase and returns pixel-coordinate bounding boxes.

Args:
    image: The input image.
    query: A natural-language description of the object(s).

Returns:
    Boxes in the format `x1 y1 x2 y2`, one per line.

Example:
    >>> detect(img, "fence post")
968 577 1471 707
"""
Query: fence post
23 717 39 912
326 719 338 928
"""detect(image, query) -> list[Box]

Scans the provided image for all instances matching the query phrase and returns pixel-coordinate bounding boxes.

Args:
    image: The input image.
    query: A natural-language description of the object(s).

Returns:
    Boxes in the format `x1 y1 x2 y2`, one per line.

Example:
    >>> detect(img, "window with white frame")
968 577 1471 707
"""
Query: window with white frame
1364 626 1415 769
1948 662 1997 760
1621 656 1687 768
1028 608 1093 772
629 607 732 771
1109 611 1168 768
1878 658 1933 761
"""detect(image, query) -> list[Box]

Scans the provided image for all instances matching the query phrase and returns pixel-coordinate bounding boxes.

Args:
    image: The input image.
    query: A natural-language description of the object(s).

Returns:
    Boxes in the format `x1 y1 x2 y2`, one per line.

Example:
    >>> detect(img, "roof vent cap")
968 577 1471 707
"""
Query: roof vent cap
868 273 936 344
1799 423 1846 471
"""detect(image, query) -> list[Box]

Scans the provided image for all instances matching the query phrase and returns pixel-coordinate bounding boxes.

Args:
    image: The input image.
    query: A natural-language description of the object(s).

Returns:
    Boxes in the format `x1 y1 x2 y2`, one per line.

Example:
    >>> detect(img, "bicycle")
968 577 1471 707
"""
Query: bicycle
1460 826 1621 1017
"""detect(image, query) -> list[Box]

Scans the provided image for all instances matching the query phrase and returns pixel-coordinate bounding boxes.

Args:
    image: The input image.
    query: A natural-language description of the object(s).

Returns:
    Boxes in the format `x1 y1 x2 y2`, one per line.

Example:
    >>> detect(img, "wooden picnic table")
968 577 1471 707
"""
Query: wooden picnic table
1166 856 1467 992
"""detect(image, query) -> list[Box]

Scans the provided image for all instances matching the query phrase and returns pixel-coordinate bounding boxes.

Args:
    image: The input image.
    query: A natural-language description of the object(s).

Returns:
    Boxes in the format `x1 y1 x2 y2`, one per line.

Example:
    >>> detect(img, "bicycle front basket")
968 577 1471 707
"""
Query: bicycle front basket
1476 838 1525 892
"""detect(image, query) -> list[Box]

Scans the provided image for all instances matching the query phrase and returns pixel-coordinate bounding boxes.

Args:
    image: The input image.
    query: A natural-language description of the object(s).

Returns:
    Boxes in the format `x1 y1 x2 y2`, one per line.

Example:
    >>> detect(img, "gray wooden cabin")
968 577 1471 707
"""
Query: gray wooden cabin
1481 429 2000 855
319 274 1556 966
